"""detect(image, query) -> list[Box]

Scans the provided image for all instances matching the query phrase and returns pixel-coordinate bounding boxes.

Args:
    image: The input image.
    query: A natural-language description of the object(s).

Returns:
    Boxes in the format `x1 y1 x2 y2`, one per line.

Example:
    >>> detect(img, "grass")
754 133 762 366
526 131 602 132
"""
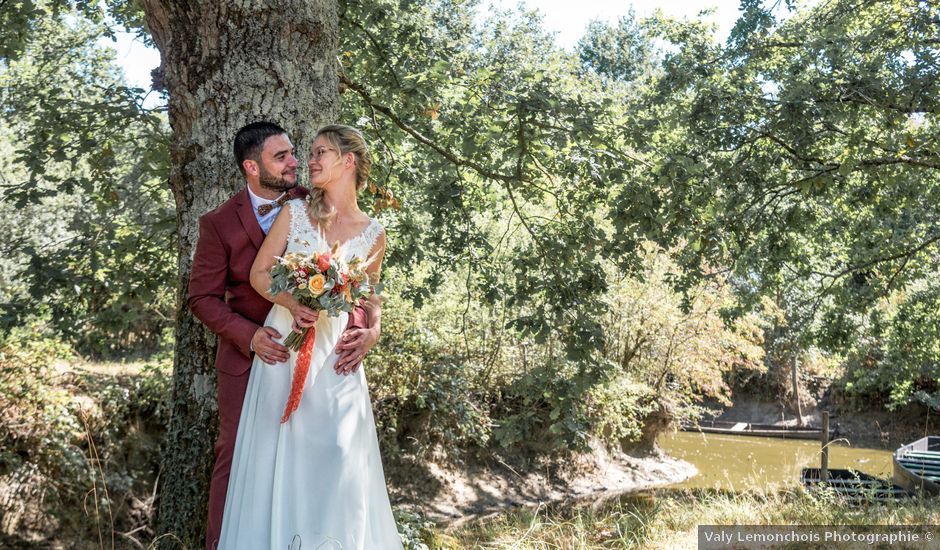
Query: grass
424 488 940 549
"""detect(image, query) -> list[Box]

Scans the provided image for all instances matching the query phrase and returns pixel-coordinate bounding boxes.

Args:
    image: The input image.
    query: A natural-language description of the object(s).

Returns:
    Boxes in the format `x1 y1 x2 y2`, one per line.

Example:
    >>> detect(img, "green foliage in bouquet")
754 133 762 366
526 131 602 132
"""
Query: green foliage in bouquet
269 251 381 349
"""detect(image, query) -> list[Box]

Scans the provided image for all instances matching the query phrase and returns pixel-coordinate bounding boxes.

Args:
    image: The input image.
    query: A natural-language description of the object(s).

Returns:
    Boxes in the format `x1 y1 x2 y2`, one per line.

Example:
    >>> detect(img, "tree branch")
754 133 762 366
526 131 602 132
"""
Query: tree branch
825 233 940 282
858 156 940 170
343 76 552 259
341 75 515 183
757 131 940 170
756 131 830 166
507 102 546 253
338 11 404 89
815 91 937 115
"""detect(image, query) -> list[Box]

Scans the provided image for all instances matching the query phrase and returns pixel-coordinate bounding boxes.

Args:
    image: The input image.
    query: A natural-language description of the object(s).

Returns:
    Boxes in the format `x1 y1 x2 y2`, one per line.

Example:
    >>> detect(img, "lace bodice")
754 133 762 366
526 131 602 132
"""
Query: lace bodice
286 198 384 263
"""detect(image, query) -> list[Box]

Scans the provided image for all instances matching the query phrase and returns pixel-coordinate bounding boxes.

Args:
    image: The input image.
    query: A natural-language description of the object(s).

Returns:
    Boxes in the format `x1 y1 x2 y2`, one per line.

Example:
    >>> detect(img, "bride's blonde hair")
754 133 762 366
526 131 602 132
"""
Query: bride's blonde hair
308 124 372 227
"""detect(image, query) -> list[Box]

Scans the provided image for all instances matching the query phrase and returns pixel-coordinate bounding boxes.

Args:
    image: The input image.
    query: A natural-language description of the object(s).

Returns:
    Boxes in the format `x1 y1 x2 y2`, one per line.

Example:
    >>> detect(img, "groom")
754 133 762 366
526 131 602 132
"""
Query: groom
188 121 378 549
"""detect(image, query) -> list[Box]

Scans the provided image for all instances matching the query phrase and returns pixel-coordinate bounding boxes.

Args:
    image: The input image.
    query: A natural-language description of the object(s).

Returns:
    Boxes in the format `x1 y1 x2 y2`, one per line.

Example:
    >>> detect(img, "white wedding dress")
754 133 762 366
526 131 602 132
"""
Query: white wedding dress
218 199 402 550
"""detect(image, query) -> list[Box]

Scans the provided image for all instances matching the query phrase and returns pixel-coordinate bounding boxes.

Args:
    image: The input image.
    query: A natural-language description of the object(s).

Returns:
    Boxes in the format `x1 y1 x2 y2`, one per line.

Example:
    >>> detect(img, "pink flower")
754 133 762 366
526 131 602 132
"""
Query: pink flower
316 253 331 272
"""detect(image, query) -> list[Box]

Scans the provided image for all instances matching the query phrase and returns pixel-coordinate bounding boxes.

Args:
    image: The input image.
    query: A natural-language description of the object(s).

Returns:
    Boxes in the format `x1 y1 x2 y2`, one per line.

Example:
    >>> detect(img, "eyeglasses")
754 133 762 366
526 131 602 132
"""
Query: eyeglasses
309 147 338 162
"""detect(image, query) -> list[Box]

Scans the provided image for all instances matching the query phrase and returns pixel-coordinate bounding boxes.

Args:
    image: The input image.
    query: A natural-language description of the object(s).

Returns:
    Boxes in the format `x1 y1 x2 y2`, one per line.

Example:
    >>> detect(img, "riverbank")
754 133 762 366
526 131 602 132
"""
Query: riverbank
706 397 939 450
19 357 932 548
388 444 697 524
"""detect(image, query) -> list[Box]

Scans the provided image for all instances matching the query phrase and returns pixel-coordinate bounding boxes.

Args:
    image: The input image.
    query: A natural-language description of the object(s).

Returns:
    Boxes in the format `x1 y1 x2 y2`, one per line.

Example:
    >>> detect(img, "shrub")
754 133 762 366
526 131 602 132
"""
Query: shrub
367 287 493 460
0 327 171 544
841 286 940 410
0 329 85 536
601 245 766 418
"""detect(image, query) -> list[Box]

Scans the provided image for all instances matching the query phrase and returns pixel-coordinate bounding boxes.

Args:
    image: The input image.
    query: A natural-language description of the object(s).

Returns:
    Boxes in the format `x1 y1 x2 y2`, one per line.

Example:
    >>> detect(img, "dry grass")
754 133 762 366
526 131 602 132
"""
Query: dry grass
432 488 940 549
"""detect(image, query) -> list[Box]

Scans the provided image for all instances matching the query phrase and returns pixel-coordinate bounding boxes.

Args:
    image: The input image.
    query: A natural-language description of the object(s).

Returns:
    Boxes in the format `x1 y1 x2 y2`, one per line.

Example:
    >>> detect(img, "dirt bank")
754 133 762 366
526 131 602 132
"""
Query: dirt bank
709 397 939 450
387 444 697 525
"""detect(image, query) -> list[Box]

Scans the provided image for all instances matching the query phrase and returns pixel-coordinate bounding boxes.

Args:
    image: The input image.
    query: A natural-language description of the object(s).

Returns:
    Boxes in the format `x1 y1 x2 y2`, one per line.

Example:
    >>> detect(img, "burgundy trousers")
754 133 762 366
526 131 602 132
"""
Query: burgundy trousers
205 368 251 550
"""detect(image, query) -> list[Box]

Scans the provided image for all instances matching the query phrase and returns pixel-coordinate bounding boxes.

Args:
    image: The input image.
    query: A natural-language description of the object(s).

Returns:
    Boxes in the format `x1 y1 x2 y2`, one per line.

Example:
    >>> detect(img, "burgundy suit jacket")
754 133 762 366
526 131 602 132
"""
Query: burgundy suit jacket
188 187 308 376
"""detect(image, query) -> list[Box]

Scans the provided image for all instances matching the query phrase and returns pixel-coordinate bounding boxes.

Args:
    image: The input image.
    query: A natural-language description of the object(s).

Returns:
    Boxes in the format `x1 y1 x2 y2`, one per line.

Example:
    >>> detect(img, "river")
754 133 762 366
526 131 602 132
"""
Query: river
658 431 895 490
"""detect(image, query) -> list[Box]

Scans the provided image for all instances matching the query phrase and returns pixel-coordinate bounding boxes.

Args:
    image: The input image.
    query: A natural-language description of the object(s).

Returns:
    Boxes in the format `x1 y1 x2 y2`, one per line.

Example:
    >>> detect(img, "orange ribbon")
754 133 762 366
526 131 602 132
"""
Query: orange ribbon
280 327 316 423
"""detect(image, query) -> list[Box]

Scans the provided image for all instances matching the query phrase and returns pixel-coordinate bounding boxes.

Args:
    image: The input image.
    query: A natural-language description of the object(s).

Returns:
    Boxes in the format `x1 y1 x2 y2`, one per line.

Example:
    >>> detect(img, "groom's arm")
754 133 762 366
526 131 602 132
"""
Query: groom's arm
188 215 259 358
334 302 381 375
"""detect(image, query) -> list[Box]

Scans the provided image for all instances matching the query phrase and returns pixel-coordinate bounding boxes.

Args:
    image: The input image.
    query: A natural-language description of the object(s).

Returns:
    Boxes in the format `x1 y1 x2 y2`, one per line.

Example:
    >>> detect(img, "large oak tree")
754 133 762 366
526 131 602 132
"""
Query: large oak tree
139 1 340 544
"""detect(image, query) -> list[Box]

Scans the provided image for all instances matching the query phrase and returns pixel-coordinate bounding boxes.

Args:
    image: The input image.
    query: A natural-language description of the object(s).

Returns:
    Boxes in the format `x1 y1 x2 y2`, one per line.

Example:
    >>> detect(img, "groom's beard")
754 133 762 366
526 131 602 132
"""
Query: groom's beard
259 165 297 192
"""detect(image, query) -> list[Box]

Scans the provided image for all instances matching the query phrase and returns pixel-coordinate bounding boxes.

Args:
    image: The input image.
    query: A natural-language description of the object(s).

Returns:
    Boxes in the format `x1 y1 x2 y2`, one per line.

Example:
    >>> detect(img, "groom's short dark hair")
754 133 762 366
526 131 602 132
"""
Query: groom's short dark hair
234 121 288 175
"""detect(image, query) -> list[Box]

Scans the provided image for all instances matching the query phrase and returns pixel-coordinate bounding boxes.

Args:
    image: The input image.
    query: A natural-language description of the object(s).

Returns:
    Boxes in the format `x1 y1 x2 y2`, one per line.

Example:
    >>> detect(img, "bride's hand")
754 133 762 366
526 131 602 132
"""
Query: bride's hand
334 326 379 375
289 303 320 333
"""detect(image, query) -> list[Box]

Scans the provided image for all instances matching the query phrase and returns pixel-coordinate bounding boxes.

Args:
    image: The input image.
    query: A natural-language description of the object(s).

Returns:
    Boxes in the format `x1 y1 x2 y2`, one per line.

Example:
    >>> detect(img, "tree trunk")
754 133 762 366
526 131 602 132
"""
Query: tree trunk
792 355 803 427
140 2 339 546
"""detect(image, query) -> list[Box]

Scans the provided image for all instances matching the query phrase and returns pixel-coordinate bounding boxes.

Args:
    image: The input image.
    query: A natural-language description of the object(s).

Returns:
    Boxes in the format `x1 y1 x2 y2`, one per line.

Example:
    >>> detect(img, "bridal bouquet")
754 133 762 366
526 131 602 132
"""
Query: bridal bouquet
268 245 381 422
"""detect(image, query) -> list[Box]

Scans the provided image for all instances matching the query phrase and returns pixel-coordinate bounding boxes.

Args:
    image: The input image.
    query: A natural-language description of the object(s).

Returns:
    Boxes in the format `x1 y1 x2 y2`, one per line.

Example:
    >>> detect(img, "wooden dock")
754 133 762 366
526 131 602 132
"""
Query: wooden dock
682 419 824 440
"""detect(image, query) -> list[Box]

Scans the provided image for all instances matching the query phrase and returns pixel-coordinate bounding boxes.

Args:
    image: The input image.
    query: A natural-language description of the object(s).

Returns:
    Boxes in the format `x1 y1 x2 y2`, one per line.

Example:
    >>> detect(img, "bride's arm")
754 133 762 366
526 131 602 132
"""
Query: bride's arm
249 208 291 302
249 207 319 329
335 231 386 374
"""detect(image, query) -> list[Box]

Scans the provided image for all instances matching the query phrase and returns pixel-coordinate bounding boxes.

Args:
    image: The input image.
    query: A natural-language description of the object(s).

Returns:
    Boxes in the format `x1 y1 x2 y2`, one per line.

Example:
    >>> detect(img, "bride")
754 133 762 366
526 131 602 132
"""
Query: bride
218 125 402 549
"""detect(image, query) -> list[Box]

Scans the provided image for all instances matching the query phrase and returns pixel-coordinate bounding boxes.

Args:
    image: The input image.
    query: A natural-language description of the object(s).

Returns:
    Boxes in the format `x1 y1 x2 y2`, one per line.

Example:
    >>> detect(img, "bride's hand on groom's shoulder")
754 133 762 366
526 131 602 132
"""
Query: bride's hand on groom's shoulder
334 326 379 376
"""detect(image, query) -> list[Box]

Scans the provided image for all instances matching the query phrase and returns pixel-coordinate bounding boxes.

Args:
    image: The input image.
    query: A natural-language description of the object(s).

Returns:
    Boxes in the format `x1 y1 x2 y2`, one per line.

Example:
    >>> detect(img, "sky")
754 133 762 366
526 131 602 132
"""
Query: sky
484 0 746 48
104 1 748 95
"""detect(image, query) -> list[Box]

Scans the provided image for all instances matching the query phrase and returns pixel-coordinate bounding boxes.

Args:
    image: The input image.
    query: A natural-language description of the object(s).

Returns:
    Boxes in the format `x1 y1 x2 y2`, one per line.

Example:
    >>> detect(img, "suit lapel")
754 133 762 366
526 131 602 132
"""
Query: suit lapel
235 189 265 250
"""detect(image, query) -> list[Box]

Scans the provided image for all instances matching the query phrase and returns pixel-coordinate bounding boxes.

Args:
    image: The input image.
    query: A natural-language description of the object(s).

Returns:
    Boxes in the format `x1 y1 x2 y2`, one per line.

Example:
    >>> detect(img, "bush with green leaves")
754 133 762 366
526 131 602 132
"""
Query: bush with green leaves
393 507 434 550
600 245 766 418
840 284 940 410
0 329 85 535
0 327 171 543
492 358 615 452
366 275 494 460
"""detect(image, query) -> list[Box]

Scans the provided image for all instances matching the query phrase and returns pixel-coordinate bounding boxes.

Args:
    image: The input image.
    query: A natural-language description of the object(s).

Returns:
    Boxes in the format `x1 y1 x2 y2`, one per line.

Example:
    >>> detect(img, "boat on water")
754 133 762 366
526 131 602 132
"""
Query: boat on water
893 436 940 496
801 468 909 503
682 419 824 440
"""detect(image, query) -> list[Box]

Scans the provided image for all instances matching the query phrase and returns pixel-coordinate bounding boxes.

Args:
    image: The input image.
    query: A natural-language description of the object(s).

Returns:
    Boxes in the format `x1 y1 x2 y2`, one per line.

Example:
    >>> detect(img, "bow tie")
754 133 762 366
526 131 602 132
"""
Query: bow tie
257 194 290 216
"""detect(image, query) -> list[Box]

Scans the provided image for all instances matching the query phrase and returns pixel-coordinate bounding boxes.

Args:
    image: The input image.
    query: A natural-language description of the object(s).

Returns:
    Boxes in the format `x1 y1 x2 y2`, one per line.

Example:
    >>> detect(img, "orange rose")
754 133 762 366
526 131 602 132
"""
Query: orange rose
308 274 326 295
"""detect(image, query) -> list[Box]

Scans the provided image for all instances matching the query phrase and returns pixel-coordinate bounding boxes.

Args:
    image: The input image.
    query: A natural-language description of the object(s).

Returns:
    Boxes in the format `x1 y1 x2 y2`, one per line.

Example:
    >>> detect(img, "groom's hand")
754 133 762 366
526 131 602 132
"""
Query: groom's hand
334 326 379 375
252 327 289 365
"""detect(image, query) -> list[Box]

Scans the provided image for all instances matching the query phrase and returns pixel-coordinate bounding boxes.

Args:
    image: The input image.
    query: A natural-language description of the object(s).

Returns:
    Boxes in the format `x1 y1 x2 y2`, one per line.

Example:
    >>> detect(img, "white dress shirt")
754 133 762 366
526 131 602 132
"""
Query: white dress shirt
246 186 286 235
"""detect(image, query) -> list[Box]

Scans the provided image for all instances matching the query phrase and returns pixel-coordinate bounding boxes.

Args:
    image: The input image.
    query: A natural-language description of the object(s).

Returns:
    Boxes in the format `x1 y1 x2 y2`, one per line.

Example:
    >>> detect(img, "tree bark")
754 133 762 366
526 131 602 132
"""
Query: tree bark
140 2 339 546
792 355 803 427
